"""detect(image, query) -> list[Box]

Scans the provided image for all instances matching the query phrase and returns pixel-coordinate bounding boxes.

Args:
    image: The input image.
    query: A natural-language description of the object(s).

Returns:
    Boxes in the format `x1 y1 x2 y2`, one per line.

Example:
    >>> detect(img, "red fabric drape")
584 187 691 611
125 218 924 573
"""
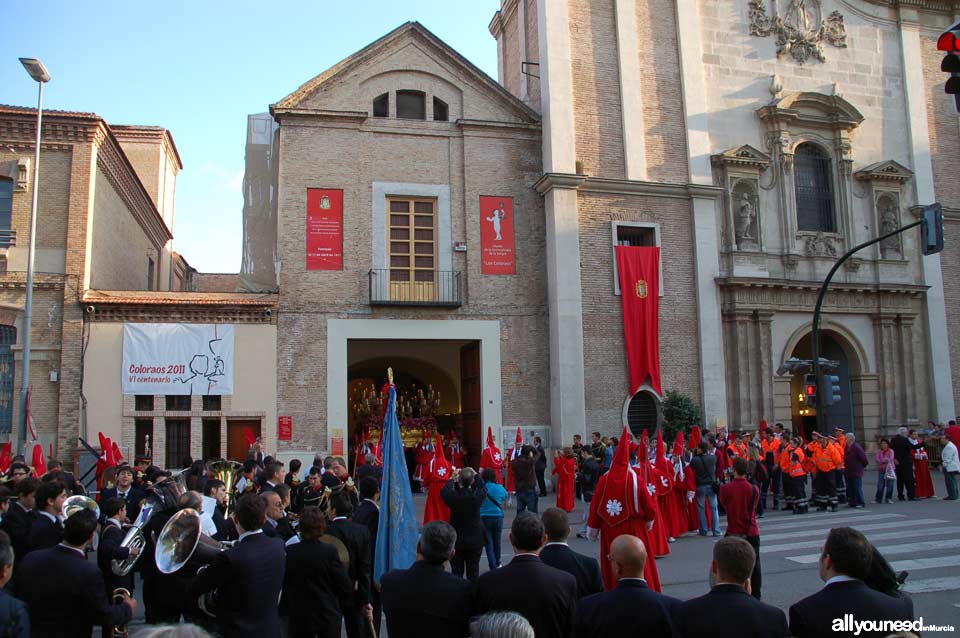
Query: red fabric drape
616 246 662 394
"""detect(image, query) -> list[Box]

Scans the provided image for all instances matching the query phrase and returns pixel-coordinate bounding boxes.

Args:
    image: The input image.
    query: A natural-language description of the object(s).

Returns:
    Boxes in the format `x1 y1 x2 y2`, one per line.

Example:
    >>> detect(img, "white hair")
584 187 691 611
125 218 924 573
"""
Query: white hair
134 625 212 638
470 612 535 638
898 427 908 436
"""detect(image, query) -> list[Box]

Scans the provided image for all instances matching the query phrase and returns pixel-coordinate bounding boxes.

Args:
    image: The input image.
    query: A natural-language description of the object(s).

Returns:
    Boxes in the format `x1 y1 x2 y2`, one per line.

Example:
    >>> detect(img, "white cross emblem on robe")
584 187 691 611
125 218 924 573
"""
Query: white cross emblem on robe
605 499 623 517
647 483 657 496
493 452 501 462
437 466 447 477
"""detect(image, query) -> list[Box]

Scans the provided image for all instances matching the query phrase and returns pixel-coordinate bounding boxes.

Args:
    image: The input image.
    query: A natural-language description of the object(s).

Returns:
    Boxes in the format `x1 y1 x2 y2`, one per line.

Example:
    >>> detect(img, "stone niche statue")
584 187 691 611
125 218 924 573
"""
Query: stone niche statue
878 195 901 258
733 183 760 250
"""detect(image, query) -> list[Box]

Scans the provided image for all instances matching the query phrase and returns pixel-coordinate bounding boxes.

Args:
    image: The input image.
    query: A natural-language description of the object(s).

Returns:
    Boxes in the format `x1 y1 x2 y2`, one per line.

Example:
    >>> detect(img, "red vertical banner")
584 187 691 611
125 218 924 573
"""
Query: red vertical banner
616 246 662 395
306 188 344 270
479 195 516 274
278 416 292 441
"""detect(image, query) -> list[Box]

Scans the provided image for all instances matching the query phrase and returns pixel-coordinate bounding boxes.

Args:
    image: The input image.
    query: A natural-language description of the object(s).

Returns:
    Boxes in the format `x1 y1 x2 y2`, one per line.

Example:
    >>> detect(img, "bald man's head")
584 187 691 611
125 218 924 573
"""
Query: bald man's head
609 534 648 580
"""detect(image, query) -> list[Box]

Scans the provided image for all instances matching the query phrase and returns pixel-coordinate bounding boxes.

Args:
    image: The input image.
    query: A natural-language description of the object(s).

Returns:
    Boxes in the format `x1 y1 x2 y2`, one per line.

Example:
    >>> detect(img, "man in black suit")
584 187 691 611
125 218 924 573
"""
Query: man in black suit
28 479 67 552
440 467 487 581
534 436 548 496
204 479 230 541
573 534 678 638
262 488 295 541
97 497 138 598
356 455 383 485
1 478 38 570
381 521 474 638
674 536 788 638
789 527 914 638
352 477 381 636
99 466 147 523
889 427 920 501
18 509 135 638
475 511 578 638
539 507 602 599
0 531 29 636
326 490 372 638
190 493 286 638
44 459 84 495
285 505 354 638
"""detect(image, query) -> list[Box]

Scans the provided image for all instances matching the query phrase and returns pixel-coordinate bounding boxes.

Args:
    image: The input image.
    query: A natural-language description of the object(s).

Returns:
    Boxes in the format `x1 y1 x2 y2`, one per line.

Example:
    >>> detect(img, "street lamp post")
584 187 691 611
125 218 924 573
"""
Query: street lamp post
18 58 50 456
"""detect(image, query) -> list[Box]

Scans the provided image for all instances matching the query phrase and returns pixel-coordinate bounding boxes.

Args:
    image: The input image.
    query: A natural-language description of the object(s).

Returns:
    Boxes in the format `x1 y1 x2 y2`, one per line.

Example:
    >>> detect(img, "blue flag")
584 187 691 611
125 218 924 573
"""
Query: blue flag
373 384 418 587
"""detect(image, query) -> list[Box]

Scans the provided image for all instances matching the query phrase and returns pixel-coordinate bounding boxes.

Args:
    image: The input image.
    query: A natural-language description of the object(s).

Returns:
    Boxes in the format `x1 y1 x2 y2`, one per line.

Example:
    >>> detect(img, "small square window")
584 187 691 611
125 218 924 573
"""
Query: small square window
135 395 154 411
373 93 389 118
165 395 191 411
397 90 426 120
433 97 449 122
611 222 663 296
202 395 221 411
135 418 153 458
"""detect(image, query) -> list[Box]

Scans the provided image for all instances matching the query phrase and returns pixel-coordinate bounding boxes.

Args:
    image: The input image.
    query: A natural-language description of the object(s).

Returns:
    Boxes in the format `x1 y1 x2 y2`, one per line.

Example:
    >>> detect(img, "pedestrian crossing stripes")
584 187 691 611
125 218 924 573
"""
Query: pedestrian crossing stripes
761 518 946 542
760 512 899 532
761 525 957 554
784 538 960 564
903 577 960 594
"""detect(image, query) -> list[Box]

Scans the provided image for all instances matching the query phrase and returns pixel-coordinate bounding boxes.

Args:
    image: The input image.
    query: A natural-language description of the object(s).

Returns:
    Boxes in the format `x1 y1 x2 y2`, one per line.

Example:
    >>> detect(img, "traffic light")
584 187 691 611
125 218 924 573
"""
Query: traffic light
823 374 842 407
920 203 945 256
803 374 817 403
938 21 960 112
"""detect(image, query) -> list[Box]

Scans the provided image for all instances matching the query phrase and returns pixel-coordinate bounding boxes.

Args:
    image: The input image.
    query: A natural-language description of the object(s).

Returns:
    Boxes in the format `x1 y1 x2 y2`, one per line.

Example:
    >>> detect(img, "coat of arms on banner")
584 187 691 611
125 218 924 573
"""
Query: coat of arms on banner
635 280 648 299
748 0 847 64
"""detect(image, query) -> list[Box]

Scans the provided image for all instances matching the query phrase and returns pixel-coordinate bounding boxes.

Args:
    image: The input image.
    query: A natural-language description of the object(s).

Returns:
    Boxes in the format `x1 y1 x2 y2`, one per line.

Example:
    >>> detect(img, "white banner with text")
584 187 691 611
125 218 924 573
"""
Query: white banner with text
122 323 234 395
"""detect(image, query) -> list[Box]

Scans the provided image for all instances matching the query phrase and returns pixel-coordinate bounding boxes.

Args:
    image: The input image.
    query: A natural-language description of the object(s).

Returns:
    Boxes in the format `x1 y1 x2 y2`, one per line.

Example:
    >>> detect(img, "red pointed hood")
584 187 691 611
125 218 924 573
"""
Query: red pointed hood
486 426 496 448
759 420 768 433
430 436 452 478
32 444 46 477
688 427 702 450
655 429 666 462
483 427 503 468
515 427 523 446
112 441 124 464
673 432 685 457
596 426 641 527
0 443 11 475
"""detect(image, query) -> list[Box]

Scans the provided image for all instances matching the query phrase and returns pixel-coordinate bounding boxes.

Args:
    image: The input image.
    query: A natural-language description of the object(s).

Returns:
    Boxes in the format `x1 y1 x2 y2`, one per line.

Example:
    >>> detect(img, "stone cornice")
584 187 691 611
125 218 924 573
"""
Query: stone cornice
270 107 368 123
456 119 541 138
110 125 183 171
862 0 959 12
95 124 173 248
941 206 960 221
717 276 926 315
489 0 519 38
86 305 276 324
534 173 724 200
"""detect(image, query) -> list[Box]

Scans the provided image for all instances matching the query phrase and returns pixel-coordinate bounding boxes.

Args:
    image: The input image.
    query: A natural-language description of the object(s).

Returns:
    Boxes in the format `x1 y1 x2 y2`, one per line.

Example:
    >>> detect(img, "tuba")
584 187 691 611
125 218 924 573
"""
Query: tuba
208 459 242 512
110 502 154 577
155 508 227 618
110 588 132 638
61 495 99 520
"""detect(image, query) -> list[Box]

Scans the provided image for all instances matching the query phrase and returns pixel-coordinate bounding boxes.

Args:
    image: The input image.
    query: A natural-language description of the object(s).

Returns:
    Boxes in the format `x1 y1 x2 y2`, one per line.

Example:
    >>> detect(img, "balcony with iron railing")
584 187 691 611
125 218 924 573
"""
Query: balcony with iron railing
369 269 462 307
0 229 16 249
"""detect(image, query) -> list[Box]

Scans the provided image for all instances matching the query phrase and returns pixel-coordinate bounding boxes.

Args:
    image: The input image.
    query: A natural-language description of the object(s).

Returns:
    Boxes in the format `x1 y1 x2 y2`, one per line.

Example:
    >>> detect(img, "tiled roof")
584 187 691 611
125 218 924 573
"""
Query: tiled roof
82 290 277 306
0 103 100 119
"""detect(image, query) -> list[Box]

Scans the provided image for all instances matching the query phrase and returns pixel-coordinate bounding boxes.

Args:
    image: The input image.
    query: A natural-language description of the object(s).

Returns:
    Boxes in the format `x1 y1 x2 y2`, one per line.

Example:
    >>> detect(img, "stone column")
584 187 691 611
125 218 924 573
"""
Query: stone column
873 315 901 427
614 0 647 181
757 311 775 422
898 315 917 423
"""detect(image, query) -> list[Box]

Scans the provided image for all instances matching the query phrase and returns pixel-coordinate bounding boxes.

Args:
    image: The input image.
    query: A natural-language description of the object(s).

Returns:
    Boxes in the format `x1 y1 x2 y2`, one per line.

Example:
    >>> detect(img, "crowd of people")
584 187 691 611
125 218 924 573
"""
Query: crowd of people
0 417 953 638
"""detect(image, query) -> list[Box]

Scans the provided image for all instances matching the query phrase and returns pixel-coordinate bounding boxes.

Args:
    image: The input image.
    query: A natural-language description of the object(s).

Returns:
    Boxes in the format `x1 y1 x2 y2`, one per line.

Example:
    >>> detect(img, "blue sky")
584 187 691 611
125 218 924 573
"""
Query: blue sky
0 1 502 272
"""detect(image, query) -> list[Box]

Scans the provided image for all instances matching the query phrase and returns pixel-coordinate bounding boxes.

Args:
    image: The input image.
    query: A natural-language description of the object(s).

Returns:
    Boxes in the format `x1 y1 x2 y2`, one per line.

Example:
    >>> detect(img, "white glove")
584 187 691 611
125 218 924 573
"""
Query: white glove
646 520 655 531
586 527 599 542
687 491 695 503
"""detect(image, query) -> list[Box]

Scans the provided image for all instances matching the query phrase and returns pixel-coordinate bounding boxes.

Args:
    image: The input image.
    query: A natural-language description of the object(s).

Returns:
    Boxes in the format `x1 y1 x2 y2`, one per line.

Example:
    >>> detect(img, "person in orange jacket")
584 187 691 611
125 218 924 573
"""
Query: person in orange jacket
760 430 782 510
782 437 808 514
811 432 842 512
833 427 847 503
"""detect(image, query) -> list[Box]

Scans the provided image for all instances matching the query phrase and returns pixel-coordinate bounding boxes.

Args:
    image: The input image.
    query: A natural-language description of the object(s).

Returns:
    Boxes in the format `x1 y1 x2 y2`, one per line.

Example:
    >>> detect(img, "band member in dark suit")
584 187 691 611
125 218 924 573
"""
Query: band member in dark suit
284 506 353 638
190 493 286 638
789 528 914 638
0 531 29 636
1 478 38 571
262 489 295 541
475 512 578 638
325 491 372 638
139 477 177 624
573 535 678 638
300 467 326 510
351 477 380 635
205 479 230 541
440 467 487 581
674 537 789 638
99 466 147 524
381 521 474 638
539 508 603 600
18 509 135 638
97 498 138 597
43 460 84 496
28 479 67 552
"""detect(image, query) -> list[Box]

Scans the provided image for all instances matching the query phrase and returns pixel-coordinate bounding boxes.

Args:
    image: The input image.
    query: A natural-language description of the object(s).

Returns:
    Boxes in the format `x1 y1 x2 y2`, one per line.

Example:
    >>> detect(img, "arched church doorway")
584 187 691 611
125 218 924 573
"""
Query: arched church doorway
789 331 855 440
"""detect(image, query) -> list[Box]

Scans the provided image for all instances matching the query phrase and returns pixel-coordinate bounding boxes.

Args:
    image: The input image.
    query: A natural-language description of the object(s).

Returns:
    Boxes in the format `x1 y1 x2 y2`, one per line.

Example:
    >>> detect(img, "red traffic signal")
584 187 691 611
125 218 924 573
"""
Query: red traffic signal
938 30 960 52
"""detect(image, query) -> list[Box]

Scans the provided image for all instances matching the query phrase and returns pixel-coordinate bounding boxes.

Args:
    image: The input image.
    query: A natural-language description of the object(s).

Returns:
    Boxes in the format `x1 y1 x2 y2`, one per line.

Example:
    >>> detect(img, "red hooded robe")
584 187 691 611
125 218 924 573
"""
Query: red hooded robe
423 438 453 524
505 427 523 494
587 426 661 591
655 430 685 539
553 454 576 512
479 427 503 484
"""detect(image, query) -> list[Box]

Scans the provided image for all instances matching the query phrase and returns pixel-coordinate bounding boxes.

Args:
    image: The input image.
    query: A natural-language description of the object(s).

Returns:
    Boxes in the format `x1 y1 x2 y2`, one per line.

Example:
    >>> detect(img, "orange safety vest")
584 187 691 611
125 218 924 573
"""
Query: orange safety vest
779 447 792 473
788 447 806 478
761 438 781 460
801 443 817 474
814 441 841 473
835 436 846 468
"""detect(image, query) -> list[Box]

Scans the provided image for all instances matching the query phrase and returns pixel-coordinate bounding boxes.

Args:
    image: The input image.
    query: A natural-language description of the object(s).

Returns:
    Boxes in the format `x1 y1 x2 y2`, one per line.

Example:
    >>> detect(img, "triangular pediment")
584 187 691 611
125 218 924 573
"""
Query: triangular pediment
711 144 771 169
271 22 539 124
854 160 913 183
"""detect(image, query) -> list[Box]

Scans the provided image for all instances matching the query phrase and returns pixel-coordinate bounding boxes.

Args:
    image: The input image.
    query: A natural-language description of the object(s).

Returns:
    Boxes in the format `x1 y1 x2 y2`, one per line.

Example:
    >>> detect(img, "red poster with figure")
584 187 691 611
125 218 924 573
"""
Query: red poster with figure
306 188 343 270
479 195 516 275
278 416 292 441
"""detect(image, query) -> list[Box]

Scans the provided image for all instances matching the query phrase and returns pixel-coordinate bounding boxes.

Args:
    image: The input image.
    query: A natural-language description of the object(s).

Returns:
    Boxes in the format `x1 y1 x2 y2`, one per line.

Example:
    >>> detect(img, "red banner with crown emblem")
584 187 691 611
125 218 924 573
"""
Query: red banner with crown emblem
616 246 662 395
306 188 343 270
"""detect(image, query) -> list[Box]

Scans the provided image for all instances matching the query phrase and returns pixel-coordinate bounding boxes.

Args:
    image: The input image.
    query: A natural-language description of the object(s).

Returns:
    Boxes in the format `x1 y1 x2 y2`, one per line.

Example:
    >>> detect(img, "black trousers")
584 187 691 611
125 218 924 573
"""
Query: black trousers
450 545 482 582
814 470 837 509
536 466 547 496
341 601 366 638
895 463 915 499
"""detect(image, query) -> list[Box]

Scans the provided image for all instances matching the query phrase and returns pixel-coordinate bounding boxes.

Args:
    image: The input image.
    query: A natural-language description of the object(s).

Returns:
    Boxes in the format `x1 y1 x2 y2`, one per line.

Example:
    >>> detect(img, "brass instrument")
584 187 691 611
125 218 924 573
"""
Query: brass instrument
111 588 131 638
208 459 242 512
61 495 99 520
155 508 226 617
110 502 154 577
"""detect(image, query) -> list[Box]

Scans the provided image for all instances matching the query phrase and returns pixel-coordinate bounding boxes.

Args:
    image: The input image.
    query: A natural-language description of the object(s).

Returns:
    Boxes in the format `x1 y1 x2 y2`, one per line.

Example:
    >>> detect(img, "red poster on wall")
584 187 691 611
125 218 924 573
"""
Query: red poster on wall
306 188 344 270
479 195 516 275
278 416 292 441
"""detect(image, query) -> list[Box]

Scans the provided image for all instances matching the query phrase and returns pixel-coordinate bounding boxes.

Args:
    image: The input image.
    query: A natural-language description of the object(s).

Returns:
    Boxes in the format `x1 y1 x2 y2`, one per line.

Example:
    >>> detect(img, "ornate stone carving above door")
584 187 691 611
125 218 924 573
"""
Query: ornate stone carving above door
748 0 848 64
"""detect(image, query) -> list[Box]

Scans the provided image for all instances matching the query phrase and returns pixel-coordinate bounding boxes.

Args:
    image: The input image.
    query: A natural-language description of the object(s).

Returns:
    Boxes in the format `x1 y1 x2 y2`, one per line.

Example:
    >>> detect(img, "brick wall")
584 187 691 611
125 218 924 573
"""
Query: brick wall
568 0 625 179
578 192 702 436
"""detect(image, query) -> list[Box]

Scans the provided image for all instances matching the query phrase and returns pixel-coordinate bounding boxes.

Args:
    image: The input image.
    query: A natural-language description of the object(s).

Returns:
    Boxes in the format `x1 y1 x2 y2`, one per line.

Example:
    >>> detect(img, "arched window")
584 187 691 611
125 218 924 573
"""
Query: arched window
396 90 426 120
626 391 659 438
372 93 389 118
0 177 12 248
794 143 836 233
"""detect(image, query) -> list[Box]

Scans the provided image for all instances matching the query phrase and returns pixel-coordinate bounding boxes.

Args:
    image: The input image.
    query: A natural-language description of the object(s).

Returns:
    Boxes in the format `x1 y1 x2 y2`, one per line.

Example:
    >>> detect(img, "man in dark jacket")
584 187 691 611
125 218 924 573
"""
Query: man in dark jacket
842 432 869 508
890 427 920 500
511 446 539 514
539 508 602 599
475 512 577 638
284 506 353 638
352 477 381 635
97 498 138 597
99 466 147 523
576 449 600 539
189 494 285 638
533 436 548 496
440 467 487 581
1 478 37 574
326 491 372 638
789 527 914 638
18 510 135 638
0 531 28 637
28 479 66 552
573 535 678 638
690 442 721 536
674 537 788 637
381 521 474 638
